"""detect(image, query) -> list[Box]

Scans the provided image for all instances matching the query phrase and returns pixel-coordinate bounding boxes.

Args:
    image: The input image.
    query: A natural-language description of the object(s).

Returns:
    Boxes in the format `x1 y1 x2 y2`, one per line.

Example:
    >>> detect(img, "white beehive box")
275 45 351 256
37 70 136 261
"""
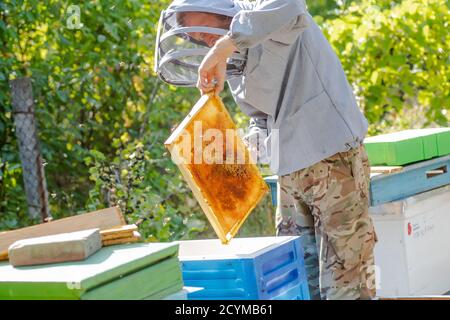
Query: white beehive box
370 184 450 297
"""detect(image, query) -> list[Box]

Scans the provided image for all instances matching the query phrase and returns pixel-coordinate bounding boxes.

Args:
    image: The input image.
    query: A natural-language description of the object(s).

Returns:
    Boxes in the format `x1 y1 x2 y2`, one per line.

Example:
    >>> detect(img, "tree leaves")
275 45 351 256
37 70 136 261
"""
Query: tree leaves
322 0 450 134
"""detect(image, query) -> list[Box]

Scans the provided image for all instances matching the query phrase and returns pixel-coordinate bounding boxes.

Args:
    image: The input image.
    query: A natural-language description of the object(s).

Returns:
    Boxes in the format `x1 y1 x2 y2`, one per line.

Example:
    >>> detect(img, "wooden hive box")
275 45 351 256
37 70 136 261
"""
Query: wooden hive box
165 94 269 244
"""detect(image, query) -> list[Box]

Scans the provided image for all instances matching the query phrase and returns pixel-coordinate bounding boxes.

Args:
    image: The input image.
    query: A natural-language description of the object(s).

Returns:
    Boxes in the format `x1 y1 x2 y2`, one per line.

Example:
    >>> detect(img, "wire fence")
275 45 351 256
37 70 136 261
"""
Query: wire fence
10 77 50 222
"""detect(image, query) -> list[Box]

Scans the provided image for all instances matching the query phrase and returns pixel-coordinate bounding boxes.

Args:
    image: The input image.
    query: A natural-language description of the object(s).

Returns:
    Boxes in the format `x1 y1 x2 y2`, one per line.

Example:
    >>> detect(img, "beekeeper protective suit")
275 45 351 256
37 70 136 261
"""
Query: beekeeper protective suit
155 0 378 300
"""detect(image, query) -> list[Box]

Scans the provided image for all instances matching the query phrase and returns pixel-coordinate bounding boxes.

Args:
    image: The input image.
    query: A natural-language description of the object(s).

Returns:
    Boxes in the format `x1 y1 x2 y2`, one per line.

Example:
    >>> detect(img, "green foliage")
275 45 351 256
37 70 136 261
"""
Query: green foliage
0 0 448 242
83 140 212 242
306 0 345 19
0 159 38 230
319 0 450 134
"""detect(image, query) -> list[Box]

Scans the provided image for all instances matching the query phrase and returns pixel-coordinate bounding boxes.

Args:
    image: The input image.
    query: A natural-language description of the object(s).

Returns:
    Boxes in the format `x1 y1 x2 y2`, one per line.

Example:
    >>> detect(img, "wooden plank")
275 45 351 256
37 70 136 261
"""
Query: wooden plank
102 231 141 246
370 166 403 174
100 224 137 236
101 231 134 241
0 251 8 261
370 172 382 178
0 207 126 256
426 169 447 177
8 229 102 267
100 224 137 241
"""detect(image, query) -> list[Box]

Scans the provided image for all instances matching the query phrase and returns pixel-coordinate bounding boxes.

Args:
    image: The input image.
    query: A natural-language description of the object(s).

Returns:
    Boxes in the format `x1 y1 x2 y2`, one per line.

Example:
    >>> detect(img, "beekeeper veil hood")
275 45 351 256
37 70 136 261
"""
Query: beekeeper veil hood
154 0 250 86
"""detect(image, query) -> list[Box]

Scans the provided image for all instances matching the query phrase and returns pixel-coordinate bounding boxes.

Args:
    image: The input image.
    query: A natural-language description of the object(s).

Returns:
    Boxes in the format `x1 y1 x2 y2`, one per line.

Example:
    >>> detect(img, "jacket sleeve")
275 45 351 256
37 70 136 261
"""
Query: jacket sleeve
228 0 309 50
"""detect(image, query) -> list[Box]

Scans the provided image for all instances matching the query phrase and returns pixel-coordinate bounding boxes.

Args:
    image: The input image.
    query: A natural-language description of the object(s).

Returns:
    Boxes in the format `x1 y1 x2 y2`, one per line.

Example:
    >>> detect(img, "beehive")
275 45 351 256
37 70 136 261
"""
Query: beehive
0 243 183 300
177 236 310 300
165 94 269 244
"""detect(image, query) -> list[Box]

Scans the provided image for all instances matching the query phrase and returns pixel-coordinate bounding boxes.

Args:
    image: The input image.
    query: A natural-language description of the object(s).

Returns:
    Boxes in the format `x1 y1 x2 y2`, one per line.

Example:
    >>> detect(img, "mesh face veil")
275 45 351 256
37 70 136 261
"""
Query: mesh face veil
154 9 246 87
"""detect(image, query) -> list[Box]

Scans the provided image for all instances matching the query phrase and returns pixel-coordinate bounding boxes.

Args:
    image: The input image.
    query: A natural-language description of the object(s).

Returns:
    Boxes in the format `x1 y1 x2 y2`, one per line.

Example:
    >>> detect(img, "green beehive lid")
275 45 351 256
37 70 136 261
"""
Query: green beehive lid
143 282 187 300
364 128 450 166
0 243 179 300
436 130 450 156
81 256 183 300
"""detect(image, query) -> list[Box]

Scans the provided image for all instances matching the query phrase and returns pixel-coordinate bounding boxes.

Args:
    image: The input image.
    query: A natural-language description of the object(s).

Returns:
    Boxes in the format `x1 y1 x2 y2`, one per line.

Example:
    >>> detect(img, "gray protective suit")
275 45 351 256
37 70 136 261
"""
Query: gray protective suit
156 0 369 176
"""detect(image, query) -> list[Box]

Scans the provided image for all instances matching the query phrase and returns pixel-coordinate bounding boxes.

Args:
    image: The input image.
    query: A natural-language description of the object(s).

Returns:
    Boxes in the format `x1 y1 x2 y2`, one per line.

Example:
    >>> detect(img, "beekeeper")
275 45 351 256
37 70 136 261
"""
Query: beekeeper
155 0 378 300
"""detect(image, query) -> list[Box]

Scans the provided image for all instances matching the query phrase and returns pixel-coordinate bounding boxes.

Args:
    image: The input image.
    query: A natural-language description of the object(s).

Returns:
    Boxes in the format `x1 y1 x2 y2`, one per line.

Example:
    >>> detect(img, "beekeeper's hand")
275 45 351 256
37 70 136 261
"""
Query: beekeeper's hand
243 126 270 165
197 35 237 95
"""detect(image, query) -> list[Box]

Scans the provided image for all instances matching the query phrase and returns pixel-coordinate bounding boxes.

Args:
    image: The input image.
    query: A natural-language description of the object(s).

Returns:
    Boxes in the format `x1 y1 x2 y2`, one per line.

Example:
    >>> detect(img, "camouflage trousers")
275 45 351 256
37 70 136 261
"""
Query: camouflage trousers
275 144 378 300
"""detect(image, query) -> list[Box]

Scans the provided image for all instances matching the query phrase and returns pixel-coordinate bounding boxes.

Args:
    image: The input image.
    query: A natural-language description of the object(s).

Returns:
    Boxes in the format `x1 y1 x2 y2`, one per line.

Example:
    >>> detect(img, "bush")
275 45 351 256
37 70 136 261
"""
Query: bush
318 0 449 134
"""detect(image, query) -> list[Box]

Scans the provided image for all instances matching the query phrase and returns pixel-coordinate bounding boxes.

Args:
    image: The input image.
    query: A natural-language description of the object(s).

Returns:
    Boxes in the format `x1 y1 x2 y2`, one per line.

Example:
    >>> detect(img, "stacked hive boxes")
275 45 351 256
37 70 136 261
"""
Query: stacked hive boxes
0 243 183 300
356 129 450 295
362 128 450 206
262 129 450 297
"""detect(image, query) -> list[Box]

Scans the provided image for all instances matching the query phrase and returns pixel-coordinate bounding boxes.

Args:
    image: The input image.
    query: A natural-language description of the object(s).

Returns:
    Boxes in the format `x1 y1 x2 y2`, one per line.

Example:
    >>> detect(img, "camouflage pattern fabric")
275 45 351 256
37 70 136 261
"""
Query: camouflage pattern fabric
275 145 378 300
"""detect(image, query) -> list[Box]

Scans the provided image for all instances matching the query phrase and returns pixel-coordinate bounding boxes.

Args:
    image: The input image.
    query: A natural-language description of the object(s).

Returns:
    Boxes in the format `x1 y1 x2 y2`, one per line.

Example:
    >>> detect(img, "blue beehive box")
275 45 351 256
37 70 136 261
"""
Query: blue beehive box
264 175 278 206
177 236 310 300
263 154 450 207
370 154 450 206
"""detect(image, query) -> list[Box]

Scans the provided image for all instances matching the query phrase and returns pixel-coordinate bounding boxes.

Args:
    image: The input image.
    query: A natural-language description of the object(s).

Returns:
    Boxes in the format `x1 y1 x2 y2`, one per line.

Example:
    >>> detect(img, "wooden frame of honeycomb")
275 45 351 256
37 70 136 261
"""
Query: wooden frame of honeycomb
165 94 269 244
